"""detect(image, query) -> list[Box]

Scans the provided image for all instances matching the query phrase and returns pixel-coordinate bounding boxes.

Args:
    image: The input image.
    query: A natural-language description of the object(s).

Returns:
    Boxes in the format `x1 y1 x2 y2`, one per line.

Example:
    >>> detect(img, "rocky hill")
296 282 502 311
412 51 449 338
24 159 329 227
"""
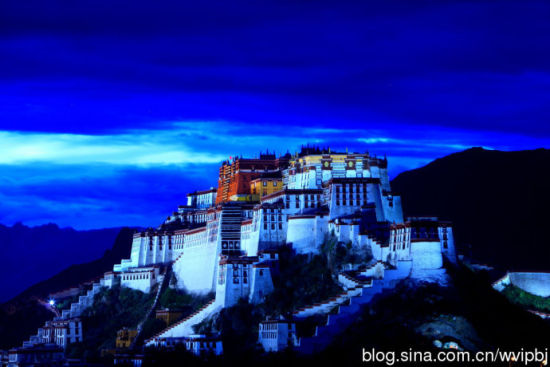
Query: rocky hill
391 147 550 272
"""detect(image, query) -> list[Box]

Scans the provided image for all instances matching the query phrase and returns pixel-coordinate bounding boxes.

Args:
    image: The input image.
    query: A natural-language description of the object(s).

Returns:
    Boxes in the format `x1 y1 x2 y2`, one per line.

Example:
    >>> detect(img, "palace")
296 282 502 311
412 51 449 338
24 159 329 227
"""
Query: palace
21 146 456 355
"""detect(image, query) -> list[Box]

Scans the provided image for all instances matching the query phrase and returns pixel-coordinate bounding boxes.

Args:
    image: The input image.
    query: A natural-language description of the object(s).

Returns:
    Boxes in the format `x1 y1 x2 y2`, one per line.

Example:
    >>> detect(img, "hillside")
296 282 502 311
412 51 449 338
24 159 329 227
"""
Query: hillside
391 147 550 272
0 227 135 350
0 223 122 302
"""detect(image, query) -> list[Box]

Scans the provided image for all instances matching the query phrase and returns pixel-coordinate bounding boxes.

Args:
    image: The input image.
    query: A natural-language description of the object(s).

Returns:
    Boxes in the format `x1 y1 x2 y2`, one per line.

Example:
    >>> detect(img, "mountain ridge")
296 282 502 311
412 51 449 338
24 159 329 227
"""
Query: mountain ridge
391 147 550 272
0 222 123 302
0 227 136 349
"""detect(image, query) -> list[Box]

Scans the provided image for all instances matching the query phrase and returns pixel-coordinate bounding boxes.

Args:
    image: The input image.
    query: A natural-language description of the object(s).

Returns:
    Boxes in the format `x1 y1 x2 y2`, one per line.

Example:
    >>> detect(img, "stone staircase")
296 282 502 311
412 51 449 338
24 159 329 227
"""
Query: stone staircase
22 276 108 348
130 267 170 349
292 286 364 319
145 298 220 346
294 261 412 354
295 277 385 354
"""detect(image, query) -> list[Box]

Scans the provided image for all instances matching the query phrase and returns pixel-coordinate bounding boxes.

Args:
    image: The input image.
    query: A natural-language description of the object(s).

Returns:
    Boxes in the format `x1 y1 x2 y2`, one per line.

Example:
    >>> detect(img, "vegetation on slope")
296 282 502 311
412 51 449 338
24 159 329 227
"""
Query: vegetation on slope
193 240 371 357
0 227 136 350
502 284 550 313
66 285 155 361
158 286 214 314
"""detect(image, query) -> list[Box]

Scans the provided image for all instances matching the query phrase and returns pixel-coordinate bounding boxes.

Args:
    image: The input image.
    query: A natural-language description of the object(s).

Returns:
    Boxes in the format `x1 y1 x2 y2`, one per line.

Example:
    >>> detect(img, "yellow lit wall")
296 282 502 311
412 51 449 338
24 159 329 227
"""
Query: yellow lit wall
250 177 283 197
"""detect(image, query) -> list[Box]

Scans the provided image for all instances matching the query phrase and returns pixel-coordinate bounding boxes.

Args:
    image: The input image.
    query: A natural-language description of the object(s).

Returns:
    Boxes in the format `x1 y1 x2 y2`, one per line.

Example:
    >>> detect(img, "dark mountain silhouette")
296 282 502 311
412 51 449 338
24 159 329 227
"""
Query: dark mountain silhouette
0 223 121 302
0 227 135 349
392 147 550 272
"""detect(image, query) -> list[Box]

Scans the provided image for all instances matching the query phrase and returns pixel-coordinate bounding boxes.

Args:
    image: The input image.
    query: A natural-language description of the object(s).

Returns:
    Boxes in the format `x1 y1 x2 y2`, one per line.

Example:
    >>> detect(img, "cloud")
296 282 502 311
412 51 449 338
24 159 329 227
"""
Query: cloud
0 130 226 165
1 120 549 229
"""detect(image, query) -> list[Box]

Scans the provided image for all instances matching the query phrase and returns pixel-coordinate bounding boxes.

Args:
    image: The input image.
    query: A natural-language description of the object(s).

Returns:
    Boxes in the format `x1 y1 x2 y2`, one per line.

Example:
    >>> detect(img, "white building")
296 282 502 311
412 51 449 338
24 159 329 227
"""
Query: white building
151 334 223 356
18 149 454 354
7 344 64 367
187 188 217 209
258 319 298 352
38 318 83 349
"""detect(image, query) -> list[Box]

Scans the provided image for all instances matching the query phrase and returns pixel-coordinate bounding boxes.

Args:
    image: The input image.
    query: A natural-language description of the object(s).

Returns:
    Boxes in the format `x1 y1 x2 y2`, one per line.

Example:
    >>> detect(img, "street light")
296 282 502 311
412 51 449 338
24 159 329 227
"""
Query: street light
48 299 55 306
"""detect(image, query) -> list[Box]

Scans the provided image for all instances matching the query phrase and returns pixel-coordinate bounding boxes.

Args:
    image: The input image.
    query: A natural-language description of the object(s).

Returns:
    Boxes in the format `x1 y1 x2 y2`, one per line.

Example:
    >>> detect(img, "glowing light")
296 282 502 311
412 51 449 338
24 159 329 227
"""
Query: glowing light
48 299 55 306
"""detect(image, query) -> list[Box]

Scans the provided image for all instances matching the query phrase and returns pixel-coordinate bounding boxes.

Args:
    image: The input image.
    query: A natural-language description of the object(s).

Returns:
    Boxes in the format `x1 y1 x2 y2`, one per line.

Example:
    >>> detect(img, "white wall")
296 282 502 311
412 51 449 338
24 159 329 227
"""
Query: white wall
249 266 274 304
174 238 219 294
120 268 159 293
286 216 329 254
509 272 550 297
411 241 443 270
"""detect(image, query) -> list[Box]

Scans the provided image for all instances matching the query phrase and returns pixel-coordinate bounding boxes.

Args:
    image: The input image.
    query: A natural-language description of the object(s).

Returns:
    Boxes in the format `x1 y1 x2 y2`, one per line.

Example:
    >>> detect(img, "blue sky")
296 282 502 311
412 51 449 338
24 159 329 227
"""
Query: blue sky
1 0 549 229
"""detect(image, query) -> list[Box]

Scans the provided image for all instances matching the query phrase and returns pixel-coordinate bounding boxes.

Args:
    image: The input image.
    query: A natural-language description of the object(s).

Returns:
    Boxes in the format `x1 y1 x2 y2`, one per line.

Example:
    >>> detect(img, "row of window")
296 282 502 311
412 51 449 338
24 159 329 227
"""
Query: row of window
335 198 366 206
261 331 279 339
264 222 283 230
122 273 153 281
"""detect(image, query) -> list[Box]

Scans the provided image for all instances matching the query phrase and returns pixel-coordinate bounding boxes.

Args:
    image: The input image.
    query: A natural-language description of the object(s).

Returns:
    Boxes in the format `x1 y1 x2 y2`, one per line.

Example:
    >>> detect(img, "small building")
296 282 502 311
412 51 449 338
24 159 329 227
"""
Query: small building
258 319 298 352
119 267 160 293
114 353 145 367
155 309 184 326
39 318 83 349
187 188 217 209
151 335 223 356
116 328 138 349
7 343 64 367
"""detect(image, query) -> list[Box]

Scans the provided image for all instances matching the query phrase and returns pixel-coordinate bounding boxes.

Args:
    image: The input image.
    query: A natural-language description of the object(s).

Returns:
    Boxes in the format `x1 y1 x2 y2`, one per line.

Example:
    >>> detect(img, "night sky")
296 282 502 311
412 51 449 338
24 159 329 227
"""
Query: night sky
1 0 549 229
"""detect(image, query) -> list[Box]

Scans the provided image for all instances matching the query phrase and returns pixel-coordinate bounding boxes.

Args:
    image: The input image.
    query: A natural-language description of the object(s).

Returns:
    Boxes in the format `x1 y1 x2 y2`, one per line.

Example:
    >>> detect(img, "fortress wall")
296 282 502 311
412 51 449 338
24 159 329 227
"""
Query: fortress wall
367 183 385 221
411 241 443 270
249 267 274 304
129 237 142 267
241 222 260 256
382 195 404 224
286 215 328 254
287 217 318 254
174 239 219 294
509 272 550 297
439 226 456 263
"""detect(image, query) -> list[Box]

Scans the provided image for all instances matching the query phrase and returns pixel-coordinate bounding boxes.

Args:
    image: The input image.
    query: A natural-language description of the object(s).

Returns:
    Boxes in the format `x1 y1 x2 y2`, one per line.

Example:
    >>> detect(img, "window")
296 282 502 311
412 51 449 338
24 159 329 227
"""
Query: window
273 181 277 186
278 223 282 230
263 181 267 186
271 223 275 230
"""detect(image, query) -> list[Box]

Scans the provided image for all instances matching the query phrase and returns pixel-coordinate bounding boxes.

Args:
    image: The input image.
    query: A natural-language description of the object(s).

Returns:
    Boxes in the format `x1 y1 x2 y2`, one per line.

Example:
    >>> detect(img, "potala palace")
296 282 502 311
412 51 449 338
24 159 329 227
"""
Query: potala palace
19 147 457 359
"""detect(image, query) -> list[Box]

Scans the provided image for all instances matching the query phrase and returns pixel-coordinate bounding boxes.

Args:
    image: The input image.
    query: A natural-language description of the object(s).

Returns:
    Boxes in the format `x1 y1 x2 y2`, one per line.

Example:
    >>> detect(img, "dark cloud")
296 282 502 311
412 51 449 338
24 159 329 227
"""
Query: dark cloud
0 0 549 227
1 0 549 134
